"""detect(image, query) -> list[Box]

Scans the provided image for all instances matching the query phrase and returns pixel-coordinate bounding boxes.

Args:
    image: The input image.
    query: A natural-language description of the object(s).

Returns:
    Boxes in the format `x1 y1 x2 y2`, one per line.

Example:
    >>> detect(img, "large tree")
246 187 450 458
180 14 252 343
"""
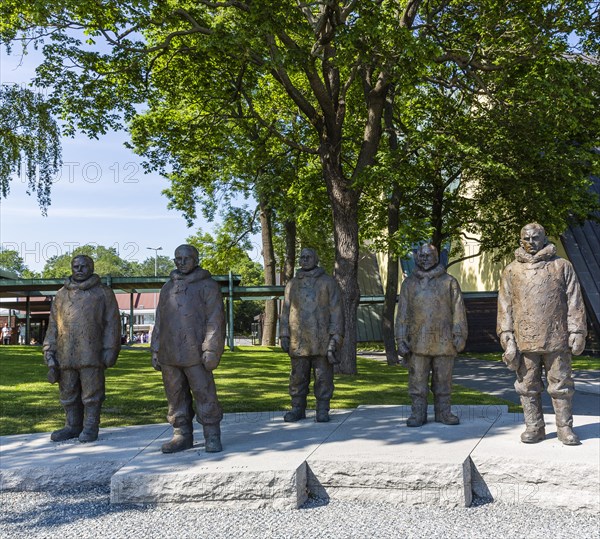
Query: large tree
2 1 598 372
41 244 135 278
130 254 175 277
0 249 28 276
0 85 61 213
361 50 600 362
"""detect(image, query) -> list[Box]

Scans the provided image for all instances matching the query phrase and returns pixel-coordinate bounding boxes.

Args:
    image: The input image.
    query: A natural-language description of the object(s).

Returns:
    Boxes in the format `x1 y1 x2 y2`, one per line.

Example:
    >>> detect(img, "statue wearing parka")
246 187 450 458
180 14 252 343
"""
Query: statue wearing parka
395 264 467 358
151 266 225 428
44 274 121 371
395 257 467 426
497 243 586 356
497 242 586 401
280 266 344 358
497 234 587 446
279 265 344 419
43 272 121 442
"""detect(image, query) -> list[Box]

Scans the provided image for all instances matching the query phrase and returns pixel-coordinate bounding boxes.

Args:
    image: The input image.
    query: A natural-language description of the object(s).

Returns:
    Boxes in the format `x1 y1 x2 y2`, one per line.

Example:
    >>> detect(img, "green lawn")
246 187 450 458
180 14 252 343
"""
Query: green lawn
0 345 517 436
460 351 600 371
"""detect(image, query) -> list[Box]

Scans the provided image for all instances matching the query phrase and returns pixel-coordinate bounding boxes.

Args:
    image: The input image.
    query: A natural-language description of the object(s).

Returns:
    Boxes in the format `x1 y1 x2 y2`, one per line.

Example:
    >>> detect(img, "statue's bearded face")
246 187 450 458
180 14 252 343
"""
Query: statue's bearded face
174 248 198 274
299 249 317 271
416 245 438 271
520 227 546 255
71 257 94 282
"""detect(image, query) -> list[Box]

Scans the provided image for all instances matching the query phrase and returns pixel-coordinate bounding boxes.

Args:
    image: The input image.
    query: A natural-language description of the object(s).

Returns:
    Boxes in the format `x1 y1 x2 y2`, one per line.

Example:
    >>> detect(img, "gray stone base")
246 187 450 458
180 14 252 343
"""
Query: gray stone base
469 412 600 512
307 405 503 508
1 406 598 512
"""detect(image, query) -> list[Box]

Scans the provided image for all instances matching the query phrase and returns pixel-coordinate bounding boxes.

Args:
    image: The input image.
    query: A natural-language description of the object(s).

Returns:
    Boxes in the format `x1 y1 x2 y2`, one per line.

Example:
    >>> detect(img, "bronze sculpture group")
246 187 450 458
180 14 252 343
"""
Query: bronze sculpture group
44 227 587 450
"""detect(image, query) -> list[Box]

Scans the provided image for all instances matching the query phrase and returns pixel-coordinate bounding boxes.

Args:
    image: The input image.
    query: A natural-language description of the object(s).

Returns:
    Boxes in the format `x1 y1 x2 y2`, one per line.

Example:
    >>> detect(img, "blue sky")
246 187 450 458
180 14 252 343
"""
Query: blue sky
0 47 261 273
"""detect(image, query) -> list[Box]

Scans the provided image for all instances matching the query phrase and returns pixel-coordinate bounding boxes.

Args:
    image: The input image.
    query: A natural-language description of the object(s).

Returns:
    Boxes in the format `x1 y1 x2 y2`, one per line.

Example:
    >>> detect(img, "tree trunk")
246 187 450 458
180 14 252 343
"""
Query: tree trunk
323 162 361 375
283 219 296 285
259 200 277 346
382 89 400 365
431 182 445 254
383 183 401 365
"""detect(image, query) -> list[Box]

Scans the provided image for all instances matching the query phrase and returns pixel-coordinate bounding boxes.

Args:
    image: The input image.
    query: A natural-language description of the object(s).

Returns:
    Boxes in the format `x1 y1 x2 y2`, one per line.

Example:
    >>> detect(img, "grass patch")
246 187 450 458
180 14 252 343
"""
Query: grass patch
460 351 600 371
1 345 516 436
356 341 386 352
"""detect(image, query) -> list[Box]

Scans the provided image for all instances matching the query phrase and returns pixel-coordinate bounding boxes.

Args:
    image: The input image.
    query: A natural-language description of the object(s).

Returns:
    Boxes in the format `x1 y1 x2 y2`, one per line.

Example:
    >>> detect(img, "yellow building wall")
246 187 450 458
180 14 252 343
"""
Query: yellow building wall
376 235 566 294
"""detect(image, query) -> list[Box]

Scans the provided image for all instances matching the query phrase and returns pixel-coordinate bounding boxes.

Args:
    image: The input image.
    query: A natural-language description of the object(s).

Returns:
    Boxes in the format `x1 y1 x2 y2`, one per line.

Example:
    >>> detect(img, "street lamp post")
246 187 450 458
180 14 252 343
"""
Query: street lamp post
146 246 162 314
147 246 163 277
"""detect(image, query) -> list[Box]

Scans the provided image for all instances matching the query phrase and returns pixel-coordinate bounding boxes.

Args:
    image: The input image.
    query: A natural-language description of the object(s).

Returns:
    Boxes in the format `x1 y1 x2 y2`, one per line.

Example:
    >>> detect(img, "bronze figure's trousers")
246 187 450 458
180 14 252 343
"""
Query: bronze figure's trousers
59 367 105 408
515 351 574 399
408 355 454 401
289 355 334 409
161 364 223 427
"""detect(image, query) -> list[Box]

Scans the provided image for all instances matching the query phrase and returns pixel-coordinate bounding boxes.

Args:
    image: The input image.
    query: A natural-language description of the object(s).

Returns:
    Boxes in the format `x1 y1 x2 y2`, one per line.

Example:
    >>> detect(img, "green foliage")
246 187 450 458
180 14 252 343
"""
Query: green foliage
0 345 517 435
0 249 27 276
2 1 599 370
0 85 61 213
130 254 175 276
360 42 600 262
41 244 135 277
186 209 262 282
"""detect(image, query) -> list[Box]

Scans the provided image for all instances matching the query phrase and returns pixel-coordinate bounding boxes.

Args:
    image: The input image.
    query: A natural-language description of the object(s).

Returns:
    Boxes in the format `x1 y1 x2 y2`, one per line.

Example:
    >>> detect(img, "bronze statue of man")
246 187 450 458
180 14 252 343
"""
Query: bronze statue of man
43 255 121 443
497 223 587 445
395 244 468 427
279 248 344 423
151 244 226 453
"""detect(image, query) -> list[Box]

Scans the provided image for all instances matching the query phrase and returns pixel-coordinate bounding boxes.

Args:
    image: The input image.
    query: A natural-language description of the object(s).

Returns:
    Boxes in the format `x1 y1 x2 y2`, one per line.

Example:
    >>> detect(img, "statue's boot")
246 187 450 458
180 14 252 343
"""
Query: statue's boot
434 396 460 425
520 396 546 443
284 407 306 422
406 399 428 427
51 405 83 442
203 423 223 453
553 398 580 446
79 404 101 443
161 422 193 453
316 401 330 423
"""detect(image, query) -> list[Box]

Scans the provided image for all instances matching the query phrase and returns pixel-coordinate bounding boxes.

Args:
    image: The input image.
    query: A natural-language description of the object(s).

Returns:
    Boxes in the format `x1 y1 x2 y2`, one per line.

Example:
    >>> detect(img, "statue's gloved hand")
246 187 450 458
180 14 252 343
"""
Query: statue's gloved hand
202 350 220 371
396 340 410 367
327 336 341 365
397 340 410 357
280 336 290 353
569 333 586 356
45 352 60 384
102 348 118 369
151 351 161 371
501 334 520 371
453 334 466 353
44 350 57 366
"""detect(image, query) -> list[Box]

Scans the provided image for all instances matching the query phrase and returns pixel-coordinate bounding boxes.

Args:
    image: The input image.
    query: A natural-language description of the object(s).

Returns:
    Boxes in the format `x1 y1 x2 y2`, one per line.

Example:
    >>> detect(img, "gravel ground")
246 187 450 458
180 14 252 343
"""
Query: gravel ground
1 487 598 539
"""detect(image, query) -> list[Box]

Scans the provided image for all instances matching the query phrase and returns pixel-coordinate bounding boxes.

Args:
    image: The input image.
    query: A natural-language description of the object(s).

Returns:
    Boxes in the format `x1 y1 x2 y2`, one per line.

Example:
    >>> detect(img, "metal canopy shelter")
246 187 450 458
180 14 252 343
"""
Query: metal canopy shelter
0 274 285 350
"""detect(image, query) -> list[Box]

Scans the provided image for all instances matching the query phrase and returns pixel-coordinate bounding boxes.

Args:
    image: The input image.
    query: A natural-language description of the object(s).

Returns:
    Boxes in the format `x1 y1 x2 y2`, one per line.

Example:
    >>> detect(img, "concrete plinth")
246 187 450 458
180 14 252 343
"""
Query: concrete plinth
110 410 353 509
0 423 170 491
306 404 506 508
2 406 598 512
470 412 600 512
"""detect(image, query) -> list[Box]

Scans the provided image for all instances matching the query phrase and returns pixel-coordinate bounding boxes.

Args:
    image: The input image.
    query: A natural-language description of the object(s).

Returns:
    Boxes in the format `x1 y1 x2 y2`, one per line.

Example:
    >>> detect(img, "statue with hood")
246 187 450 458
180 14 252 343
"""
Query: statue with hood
395 244 468 427
151 244 226 453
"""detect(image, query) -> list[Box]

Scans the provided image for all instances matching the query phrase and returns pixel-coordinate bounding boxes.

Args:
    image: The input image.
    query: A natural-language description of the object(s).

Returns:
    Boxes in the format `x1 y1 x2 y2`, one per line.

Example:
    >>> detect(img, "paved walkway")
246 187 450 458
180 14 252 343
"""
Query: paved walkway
358 352 600 416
